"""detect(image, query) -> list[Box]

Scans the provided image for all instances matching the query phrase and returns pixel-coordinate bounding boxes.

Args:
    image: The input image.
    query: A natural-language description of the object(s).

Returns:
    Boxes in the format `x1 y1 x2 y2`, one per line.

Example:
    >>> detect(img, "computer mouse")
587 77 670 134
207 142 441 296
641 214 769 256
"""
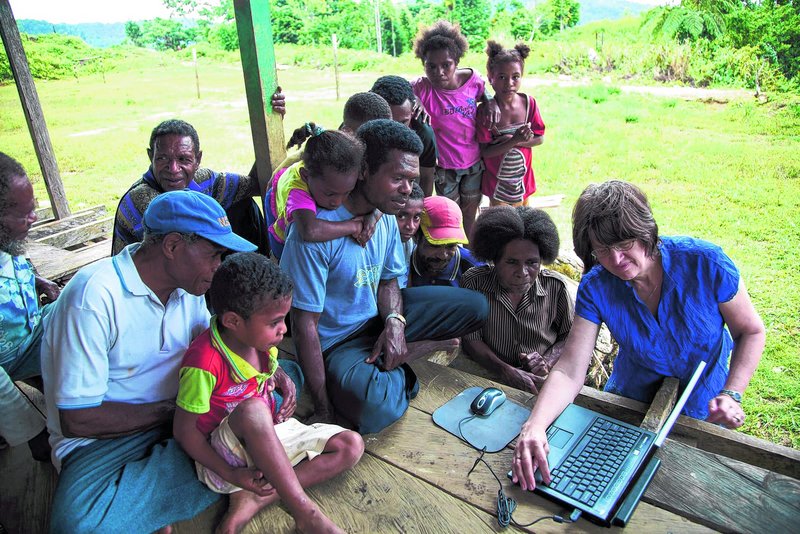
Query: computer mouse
470 387 506 416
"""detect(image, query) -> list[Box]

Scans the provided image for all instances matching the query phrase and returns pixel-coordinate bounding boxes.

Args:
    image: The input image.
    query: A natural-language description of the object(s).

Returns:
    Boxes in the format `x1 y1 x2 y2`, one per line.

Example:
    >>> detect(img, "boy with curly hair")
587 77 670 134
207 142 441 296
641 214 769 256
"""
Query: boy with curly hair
174 253 364 533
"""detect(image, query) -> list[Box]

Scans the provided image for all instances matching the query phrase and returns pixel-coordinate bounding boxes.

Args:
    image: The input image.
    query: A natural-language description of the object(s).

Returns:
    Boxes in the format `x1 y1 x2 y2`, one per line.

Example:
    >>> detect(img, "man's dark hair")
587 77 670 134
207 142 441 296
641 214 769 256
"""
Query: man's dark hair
210 252 293 320
370 76 415 107
0 152 27 211
472 206 560 264
409 182 424 202
148 119 200 155
343 92 392 125
356 119 423 176
414 20 469 63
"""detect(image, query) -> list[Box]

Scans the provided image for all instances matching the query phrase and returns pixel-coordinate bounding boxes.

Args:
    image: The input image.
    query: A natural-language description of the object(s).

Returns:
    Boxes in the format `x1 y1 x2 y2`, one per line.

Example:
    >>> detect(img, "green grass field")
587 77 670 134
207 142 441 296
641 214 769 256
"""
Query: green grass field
2 51 798 447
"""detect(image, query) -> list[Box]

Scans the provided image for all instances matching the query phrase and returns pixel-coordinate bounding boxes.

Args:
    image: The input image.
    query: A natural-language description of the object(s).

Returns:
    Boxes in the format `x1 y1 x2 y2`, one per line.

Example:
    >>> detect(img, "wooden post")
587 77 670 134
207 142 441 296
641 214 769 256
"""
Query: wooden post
233 0 286 195
332 34 340 101
192 47 200 99
0 0 70 218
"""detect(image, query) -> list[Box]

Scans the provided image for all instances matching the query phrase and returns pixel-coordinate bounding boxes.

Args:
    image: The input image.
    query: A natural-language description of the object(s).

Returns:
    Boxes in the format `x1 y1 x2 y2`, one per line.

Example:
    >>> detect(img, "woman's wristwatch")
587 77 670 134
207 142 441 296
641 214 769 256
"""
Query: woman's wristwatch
719 389 742 403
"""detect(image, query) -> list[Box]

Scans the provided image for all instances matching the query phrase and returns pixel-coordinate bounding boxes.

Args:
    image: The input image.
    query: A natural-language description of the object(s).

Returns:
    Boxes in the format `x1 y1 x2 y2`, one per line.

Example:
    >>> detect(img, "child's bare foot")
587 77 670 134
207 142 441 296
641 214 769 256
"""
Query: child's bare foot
294 503 344 534
216 491 279 534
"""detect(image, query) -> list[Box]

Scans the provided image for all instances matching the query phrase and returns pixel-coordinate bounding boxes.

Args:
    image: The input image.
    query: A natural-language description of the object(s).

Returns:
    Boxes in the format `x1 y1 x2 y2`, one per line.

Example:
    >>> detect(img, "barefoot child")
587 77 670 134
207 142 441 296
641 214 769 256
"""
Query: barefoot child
478 41 545 206
411 20 495 240
265 126 366 259
174 253 364 533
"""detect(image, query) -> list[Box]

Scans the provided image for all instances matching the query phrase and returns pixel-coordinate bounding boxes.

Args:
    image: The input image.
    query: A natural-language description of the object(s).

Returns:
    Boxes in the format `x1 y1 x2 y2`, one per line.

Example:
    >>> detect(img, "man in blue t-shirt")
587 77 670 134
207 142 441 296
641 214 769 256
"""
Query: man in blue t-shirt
281 120 488 434
409 196 483 288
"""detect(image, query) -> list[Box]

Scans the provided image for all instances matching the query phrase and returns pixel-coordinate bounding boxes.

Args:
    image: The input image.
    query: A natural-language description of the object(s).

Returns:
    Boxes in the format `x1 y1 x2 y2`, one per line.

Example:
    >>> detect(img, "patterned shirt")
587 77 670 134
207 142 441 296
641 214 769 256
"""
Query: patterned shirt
462 265 574 367
112 167 255 254
0 252 40 365
177 319 279 436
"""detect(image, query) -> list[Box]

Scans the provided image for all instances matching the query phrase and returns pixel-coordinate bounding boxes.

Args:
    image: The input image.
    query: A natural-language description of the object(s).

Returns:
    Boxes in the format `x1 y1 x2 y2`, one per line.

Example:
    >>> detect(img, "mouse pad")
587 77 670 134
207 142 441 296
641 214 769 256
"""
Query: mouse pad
432 386 531 452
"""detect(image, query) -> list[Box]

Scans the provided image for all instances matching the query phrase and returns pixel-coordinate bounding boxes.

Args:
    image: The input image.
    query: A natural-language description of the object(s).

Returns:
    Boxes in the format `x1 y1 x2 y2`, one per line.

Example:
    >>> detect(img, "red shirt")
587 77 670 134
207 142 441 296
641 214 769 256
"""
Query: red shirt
177 325 278 436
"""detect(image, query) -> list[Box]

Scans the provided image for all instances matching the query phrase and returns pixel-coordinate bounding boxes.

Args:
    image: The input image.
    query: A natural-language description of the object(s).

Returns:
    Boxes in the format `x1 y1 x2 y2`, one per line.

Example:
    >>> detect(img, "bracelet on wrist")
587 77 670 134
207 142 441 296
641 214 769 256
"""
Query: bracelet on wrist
385 312 406 326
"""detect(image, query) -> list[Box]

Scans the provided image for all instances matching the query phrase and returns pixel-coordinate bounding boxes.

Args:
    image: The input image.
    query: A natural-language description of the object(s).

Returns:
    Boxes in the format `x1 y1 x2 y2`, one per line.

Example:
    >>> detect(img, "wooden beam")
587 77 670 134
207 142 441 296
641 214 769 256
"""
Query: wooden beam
641 377 679 432
27 206 111 248
411 360 800 479
0 0 70 218
233 0 286 195
26 239 111 281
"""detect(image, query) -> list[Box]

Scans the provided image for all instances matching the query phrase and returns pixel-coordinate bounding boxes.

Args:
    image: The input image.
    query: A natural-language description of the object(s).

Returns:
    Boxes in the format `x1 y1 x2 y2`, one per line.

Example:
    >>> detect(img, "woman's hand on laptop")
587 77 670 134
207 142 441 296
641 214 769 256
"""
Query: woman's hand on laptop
512 422 551 491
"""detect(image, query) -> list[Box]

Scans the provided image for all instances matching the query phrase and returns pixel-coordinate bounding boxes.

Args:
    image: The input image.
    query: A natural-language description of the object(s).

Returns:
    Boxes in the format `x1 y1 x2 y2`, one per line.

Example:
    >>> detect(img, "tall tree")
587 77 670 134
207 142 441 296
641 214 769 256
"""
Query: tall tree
451 0 492 51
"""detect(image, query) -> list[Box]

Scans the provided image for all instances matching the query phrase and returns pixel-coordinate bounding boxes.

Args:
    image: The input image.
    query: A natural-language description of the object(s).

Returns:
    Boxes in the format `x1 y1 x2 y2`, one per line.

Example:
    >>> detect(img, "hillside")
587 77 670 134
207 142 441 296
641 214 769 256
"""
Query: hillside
17 19 127 48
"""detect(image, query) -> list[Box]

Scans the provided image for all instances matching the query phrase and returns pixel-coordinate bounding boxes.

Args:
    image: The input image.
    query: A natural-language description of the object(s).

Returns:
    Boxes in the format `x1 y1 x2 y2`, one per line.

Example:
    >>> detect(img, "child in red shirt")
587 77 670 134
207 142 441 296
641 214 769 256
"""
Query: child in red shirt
174 253 363 533
478 41 546 206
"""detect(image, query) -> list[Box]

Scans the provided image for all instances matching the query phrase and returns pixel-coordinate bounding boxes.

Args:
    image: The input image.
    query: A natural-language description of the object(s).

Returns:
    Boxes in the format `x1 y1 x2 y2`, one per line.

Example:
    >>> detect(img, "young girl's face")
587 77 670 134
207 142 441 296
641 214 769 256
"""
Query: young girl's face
488 61 523 98
424 49 459 90
303 166 359 210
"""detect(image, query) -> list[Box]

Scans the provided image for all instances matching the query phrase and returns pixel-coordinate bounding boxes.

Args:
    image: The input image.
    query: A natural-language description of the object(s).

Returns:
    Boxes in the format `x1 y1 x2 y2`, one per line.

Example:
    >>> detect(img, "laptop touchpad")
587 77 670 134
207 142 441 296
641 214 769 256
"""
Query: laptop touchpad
549 427 573 448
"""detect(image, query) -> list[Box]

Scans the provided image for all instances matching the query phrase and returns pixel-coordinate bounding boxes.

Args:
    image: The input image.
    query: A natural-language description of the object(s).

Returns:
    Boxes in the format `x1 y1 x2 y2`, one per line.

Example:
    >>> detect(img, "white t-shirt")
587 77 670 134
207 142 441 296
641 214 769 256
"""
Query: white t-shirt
41 245 210 470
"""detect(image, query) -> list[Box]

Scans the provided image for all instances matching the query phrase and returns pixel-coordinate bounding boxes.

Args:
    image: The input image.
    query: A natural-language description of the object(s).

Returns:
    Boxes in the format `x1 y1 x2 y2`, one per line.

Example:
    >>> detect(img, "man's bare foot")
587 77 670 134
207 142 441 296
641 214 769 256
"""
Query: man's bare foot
154 525 172 534
216 491 279 534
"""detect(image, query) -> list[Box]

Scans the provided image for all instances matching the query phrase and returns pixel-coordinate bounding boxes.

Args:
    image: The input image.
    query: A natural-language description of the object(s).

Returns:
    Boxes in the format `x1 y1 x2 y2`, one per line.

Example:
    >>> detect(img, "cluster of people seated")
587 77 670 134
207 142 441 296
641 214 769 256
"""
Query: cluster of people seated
1 19 764 534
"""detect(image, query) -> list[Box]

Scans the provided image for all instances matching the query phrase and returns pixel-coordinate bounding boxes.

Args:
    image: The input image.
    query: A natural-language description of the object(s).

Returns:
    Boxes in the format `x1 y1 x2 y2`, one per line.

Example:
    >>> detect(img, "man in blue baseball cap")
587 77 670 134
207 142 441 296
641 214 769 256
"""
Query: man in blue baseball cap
40 190 299 532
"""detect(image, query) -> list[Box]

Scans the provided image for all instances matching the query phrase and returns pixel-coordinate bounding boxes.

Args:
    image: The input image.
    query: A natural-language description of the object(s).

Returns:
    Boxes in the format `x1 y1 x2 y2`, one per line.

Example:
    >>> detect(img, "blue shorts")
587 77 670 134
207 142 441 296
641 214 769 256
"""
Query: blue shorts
322 286 488 434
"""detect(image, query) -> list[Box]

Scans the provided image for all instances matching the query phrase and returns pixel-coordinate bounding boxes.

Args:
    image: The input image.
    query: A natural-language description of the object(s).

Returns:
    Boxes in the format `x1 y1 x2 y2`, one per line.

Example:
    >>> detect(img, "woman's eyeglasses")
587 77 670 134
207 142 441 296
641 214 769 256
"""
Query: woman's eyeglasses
591 239 636 260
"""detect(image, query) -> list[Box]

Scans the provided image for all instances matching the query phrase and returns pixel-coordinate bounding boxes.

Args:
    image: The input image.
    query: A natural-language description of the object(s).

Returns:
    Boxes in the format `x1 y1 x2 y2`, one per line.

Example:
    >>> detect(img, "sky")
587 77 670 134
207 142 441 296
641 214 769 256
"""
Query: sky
9 0 671 25
9 0 173 24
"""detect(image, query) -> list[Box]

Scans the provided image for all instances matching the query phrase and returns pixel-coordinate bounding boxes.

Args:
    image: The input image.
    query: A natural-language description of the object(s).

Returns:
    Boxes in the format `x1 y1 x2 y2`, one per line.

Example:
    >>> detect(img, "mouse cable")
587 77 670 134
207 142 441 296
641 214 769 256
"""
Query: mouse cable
457 414 481 450
467 449 581 529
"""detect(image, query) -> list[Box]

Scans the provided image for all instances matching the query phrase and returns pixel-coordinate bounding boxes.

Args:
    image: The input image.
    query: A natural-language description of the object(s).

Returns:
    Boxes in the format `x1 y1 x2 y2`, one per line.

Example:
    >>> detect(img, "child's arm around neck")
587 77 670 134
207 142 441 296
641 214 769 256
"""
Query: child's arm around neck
292 208 363 243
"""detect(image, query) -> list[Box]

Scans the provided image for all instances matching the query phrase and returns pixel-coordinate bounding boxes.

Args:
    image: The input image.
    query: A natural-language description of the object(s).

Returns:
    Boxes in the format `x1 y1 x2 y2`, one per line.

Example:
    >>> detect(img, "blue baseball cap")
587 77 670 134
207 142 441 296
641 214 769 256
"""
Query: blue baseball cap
143 190 257 252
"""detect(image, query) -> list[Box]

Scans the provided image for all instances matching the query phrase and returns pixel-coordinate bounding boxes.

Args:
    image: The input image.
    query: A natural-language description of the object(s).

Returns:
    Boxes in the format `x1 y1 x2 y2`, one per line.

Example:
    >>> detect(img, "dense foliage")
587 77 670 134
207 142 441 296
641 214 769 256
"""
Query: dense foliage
2 0 798 91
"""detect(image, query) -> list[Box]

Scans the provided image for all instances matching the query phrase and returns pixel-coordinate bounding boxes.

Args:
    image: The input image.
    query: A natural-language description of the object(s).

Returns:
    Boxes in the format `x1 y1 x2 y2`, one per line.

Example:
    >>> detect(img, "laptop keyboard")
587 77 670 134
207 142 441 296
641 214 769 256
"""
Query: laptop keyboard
548 418 642 507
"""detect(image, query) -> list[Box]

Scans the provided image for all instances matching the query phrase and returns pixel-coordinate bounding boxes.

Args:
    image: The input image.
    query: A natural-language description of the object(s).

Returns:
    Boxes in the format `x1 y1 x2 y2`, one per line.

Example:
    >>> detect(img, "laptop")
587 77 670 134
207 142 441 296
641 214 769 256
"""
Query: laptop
511 360 706 527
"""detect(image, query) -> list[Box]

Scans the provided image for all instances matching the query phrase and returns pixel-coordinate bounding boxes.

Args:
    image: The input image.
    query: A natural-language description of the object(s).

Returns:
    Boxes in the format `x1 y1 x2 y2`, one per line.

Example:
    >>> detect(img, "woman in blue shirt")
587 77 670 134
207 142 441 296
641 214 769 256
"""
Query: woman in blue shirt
511 180 766 491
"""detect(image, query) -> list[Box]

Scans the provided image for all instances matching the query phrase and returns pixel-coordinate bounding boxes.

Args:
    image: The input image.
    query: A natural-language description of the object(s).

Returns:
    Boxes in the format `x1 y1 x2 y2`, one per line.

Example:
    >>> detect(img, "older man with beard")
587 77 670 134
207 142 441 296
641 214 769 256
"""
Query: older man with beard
0 152 60 460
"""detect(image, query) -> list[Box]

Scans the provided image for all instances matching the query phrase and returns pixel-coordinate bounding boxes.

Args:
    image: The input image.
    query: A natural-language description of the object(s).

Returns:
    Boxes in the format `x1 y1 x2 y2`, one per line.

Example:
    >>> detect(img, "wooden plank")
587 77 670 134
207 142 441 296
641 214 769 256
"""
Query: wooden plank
527 194 565 209
26 239 111 281
31 216 112 249
0 0 70 218
367 407 713 533
640 377 679 432
233 0 286 195
647 440 800 533
0 383 57 534
175 453 505 533
27 206 107 242
413 360 800 479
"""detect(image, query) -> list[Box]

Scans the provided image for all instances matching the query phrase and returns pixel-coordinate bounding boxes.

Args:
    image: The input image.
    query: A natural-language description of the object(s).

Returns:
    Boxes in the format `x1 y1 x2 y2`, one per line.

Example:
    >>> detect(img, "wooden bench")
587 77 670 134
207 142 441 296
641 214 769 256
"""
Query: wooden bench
25 203 112 282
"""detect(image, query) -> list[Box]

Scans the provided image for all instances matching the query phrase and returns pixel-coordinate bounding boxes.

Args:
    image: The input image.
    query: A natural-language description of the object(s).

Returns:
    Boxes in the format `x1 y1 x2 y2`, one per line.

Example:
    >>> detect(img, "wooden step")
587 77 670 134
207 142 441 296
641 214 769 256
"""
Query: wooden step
27 205 111 248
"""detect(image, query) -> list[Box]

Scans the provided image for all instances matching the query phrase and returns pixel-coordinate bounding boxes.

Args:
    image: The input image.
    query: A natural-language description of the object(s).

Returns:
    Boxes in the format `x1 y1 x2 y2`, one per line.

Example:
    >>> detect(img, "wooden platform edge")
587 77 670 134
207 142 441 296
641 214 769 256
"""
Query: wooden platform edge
412 359 800 480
